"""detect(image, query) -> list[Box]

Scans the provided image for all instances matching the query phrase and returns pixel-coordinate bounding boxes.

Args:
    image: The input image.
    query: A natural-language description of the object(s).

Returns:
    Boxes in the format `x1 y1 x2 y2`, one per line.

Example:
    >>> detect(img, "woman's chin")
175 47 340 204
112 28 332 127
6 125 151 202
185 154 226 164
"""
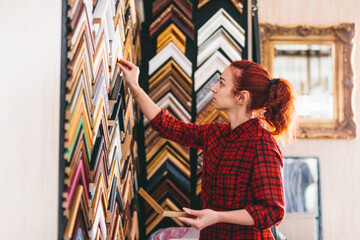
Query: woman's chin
211 102 217 109
212 104 221 111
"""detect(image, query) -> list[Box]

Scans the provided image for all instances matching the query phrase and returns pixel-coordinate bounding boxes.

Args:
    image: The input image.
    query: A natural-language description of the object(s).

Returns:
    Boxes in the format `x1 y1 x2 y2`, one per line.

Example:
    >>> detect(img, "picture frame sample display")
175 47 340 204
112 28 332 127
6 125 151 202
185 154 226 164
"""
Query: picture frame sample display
61 0 142 239
139 0 251 237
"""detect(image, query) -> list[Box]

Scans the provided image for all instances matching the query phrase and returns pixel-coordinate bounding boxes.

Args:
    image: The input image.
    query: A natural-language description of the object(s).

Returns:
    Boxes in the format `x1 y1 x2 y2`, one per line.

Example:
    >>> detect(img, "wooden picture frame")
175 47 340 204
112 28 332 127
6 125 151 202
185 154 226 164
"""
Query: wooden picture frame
152 0 193 20
148 59 192 95
196 72 220 113
62 156 90 211
149 4 194 39
260 23 356 139
149 42 192 77
138 188 190 218
149 75 192 112
145 128 189 160
194 51 230 91
197 27 242 66
157 23 187 54
146 144 190 180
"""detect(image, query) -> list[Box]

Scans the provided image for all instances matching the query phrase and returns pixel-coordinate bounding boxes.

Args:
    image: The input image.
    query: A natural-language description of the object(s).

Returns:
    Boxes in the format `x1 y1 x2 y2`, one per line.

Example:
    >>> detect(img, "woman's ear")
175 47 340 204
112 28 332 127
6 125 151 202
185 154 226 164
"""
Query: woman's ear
235 90 250 105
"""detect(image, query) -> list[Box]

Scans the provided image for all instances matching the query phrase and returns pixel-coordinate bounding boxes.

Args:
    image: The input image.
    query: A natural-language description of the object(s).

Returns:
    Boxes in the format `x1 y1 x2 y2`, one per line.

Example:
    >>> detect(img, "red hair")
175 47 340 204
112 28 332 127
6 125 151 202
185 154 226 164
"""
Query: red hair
230 60 296 140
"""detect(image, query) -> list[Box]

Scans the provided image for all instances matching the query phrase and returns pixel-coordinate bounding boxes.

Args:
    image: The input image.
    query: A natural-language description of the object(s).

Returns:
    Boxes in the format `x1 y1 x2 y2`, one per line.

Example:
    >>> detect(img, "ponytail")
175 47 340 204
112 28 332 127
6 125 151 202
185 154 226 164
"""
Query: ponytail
230 60 296 140
263 78 296 139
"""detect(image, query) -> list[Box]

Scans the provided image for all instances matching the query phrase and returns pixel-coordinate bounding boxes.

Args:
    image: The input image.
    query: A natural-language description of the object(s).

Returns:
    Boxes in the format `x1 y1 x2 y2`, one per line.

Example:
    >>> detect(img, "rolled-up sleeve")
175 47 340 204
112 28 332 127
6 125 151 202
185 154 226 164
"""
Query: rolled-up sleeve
149 109 211 149
244 135 285 229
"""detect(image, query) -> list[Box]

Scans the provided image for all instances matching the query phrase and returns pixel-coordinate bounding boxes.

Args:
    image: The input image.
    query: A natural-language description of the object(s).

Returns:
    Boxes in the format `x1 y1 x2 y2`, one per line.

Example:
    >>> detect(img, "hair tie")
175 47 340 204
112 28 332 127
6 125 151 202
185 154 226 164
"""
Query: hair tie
269 78 278 89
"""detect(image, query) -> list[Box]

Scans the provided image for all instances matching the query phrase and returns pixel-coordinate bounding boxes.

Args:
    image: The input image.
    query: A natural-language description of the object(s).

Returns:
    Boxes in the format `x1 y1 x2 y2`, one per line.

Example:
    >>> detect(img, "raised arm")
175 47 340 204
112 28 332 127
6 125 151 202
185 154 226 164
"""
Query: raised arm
117 59 210 149
117 59 160 121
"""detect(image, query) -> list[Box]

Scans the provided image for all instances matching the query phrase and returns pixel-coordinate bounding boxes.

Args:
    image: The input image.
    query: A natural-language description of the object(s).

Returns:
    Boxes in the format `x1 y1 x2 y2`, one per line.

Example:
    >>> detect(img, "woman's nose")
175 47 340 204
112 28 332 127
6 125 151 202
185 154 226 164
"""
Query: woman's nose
210 82 218 93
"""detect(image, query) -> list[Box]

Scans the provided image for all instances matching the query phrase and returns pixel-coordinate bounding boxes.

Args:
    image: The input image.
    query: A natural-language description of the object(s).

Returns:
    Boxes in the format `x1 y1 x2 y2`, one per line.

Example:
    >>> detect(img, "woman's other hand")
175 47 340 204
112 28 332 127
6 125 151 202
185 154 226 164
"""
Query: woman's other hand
177 208 220 230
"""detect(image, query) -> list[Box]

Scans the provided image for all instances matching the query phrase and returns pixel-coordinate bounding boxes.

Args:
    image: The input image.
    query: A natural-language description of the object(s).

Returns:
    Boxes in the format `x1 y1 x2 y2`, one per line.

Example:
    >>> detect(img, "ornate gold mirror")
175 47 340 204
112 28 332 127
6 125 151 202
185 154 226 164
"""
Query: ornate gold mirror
260 23 356 139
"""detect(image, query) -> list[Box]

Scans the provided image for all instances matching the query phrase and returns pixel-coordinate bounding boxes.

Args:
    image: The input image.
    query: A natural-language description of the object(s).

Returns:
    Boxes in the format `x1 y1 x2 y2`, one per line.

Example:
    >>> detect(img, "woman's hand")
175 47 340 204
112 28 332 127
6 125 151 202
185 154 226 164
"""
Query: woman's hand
117 58 139 90
177 208 220 230
116 58 161 120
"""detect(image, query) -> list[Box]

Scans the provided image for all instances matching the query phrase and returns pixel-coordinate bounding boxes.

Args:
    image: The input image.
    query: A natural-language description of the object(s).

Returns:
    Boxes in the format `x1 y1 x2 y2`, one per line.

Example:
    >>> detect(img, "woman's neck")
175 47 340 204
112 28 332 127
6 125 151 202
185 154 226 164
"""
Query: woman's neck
227 108 252 130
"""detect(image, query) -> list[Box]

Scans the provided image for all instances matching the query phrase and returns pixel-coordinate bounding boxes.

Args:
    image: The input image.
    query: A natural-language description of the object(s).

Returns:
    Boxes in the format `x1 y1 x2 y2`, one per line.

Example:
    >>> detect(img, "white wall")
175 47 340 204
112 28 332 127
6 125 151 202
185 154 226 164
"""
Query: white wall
0 0 61 239
258 0 360 239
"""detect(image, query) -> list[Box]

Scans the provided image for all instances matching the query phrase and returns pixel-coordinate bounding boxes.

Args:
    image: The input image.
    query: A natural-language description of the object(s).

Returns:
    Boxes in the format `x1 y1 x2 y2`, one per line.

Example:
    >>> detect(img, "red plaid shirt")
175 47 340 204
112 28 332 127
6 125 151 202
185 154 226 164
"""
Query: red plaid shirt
149 109 285 239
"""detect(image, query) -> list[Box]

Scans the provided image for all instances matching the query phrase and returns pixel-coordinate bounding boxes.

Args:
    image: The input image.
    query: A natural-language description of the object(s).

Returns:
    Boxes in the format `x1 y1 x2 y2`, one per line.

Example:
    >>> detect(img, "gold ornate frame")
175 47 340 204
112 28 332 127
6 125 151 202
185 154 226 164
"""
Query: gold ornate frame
260 23 356 139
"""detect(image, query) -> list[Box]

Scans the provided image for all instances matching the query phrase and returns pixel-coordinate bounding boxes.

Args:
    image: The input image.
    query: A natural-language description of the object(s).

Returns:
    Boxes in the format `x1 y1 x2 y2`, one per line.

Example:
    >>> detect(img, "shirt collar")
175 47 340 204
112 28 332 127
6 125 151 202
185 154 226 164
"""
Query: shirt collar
227 118 261 140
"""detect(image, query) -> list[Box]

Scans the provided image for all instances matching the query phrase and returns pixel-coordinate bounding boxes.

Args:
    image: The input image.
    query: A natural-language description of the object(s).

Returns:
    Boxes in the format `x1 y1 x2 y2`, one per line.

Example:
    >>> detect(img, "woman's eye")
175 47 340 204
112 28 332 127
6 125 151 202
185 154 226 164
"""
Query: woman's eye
219 81 223 87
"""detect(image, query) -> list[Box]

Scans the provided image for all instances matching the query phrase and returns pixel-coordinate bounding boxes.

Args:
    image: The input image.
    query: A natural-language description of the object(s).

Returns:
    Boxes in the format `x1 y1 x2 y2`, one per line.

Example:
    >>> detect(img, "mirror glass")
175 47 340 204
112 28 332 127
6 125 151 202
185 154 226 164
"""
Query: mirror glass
273 44 333 119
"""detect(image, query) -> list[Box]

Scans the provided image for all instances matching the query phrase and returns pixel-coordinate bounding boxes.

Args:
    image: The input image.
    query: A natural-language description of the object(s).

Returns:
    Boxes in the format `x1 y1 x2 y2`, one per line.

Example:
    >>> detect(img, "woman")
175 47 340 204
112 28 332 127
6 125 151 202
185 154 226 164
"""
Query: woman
117 59 296 240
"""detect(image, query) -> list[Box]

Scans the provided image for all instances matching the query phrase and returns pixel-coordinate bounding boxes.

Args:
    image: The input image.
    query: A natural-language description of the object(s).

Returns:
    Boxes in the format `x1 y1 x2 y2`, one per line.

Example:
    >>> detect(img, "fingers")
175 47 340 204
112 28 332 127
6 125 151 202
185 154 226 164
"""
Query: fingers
117 62 127 73
183 207 202 217
118 58 135 69
177 217 203 230
177 217 197 227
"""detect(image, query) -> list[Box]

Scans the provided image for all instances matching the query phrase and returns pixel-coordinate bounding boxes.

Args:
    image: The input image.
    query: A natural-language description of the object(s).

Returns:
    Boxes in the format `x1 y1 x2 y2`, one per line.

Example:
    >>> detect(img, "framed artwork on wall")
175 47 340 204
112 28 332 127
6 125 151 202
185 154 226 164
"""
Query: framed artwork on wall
281 157 322 240
260 23 356 139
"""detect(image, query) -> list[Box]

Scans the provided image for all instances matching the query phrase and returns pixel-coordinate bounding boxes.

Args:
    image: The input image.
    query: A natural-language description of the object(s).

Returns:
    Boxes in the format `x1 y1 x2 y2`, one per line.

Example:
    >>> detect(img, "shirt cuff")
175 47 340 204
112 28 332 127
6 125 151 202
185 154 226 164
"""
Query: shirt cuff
244 205 262 229
149 109 167 131
244 205 284 229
